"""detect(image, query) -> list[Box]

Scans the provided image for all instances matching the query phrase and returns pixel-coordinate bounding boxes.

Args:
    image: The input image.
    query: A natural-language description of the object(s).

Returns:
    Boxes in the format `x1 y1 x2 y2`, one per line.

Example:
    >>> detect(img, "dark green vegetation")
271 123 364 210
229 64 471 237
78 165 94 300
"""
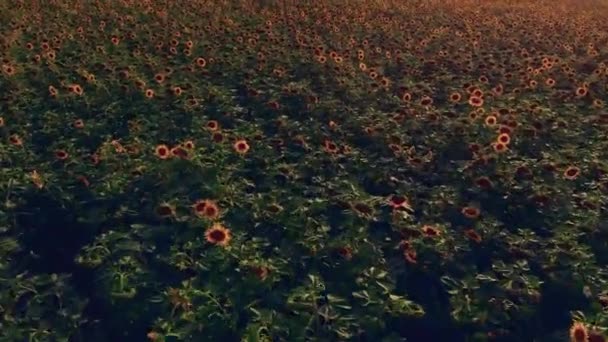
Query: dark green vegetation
1 0 608 341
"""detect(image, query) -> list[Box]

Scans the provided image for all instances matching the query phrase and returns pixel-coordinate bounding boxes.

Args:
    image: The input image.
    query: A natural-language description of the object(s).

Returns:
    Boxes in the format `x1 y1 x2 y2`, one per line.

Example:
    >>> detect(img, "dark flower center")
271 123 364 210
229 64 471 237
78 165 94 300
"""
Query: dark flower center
209 229 226 241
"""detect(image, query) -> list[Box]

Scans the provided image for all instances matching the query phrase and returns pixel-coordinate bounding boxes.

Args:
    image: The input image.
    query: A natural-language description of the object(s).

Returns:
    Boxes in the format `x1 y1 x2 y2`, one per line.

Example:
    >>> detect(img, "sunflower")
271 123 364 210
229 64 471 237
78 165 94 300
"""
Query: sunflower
404 248 417 264
182 140 195 150
170 146 189 159
233 139 250 154
73 119 85 129
569 321 588 342
156 203 175 218
421 225 440 237
55 150 69 160
563 166 581 180
474 176 493 189
205 223 231 247
388 195 412 211
449 92 462 103
461 206 480 219
464 229 482 243
193 199 220 220
323 140 339 154
196 57 207 68
484 115 497 127
206 120 219 131
468 96 484 107
492 142 508 153
497 133 511 145
155 144 170 159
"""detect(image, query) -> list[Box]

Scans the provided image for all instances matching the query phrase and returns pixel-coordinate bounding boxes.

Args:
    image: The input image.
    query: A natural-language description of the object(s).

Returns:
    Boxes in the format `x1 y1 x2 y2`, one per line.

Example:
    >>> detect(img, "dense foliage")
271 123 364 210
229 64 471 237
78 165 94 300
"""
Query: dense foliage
1 0 608 341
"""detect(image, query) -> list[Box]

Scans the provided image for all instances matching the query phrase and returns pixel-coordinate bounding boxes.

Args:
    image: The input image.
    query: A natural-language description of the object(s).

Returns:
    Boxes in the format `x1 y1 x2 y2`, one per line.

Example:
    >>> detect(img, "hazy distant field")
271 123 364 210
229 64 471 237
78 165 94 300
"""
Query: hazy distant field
1 0 608 341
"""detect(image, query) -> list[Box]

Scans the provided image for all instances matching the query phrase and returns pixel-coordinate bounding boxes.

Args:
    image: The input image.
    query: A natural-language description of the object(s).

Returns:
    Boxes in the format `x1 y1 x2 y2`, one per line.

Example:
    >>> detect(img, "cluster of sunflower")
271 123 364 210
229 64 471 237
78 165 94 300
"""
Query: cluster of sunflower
1 0 608 341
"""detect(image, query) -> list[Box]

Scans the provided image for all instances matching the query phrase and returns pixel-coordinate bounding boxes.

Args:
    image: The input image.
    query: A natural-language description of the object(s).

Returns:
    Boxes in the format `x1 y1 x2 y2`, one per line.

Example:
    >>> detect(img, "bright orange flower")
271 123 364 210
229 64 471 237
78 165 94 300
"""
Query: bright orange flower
464 229 482 243
155 144 170 159
563 166 580 180
497 133 511 145
461 206 480 219
234 139 250 154
193 199 220 220
569 321 588 342
205 223 231 247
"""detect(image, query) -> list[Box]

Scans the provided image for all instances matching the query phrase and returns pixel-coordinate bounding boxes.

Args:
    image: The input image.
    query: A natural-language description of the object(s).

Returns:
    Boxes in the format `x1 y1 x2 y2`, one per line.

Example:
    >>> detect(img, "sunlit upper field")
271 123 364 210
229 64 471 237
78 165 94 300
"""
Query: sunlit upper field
1 0 608 341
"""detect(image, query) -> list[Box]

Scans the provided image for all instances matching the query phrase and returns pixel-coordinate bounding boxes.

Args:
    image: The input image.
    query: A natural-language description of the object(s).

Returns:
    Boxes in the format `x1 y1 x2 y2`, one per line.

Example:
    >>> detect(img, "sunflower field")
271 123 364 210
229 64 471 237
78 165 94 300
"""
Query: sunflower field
1 0 608 341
